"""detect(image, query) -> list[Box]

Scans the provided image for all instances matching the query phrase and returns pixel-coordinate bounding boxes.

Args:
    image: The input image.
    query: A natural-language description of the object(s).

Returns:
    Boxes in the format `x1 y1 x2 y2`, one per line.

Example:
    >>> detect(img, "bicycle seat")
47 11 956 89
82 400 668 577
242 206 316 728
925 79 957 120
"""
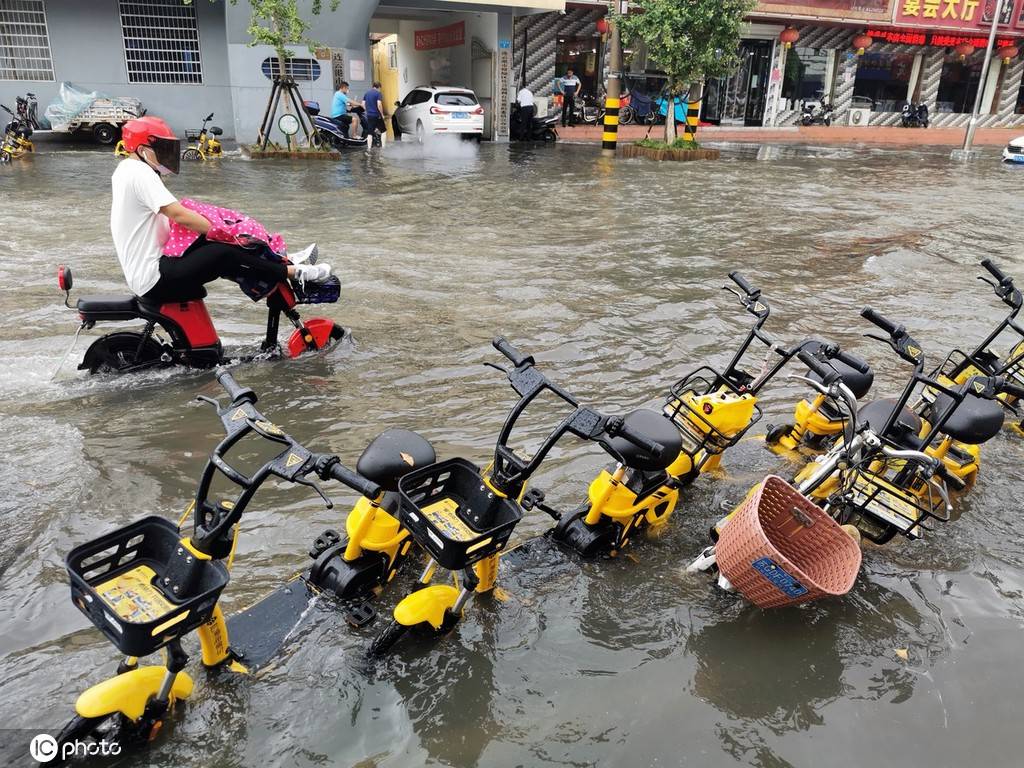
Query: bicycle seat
210 126 223 136
137 286 208 309
76 295 140 320
931 385 1004 444
858 398 922 447
357 429 436 492
803 341 874 399
605 409 682 472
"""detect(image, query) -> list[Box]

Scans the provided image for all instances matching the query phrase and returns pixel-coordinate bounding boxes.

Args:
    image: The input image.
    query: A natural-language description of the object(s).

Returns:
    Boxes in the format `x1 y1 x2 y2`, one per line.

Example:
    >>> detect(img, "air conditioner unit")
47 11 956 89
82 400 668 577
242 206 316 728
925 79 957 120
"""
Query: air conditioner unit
848 107 871 126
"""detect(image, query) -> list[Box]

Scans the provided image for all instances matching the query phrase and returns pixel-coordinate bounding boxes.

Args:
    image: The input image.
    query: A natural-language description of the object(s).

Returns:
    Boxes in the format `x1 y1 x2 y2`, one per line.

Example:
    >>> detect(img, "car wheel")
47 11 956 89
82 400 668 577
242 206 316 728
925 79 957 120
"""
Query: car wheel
415 121 425 143
392 115 402 140
93 123 118 145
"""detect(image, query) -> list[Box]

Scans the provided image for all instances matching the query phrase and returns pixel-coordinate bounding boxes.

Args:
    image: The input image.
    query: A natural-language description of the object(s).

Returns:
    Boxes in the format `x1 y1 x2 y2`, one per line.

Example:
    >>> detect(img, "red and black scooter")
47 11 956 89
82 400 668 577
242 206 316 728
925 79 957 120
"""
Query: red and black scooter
56 265 347 374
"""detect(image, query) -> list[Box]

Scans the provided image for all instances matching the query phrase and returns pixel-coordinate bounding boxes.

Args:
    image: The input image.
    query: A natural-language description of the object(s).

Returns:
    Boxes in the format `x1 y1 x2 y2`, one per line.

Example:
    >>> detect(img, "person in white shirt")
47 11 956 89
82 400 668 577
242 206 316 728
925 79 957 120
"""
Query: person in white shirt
517 85 536 126
559 69 582 128
111 116 331 302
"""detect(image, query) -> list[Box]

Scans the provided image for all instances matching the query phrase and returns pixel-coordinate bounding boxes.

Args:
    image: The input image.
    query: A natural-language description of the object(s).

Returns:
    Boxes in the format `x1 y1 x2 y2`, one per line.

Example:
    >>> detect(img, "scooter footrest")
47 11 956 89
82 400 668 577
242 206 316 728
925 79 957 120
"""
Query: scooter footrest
344 602 377 628
309 529 342 559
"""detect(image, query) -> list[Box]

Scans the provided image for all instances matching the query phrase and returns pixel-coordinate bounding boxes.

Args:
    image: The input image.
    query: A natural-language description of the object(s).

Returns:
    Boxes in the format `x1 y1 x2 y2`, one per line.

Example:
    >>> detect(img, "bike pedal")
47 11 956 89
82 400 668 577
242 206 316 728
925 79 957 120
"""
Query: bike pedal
344 602 376 628
309 528 341 558
521 487 546 510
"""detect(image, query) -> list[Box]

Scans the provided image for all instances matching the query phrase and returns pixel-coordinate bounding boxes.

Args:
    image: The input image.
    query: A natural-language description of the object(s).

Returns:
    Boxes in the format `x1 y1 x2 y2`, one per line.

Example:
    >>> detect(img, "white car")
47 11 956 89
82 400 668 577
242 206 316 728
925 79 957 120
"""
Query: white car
1003 135 1024 164
392 86 484 141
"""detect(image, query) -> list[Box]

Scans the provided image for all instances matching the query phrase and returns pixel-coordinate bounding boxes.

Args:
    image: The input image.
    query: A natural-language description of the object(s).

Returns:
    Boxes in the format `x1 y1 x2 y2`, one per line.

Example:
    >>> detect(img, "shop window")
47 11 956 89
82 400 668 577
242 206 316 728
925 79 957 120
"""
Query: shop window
853 52 914 111
781 47 829 109
261 57 321 82
119 0 202 84
1016 77 1024 114
0 0 54 81
936 55 982 113
555 35 600 97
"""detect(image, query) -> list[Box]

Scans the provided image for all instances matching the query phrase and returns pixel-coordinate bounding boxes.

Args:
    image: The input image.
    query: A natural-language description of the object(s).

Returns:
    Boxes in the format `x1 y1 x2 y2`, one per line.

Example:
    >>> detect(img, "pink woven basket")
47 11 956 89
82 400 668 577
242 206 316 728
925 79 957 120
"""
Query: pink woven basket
716 475 862 608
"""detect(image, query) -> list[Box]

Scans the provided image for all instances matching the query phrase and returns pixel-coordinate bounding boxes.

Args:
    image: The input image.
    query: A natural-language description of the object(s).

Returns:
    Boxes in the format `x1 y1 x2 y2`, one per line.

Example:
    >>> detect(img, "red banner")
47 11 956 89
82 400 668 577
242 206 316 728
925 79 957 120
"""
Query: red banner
893 0 1024 31
867 25 1016 44
414 21 465 51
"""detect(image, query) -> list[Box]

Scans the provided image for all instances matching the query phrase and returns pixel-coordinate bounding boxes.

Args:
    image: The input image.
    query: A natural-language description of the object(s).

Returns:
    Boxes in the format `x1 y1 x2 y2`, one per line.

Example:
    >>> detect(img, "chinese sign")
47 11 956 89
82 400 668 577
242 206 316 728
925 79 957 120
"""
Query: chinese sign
414 21 466 51
497 49 511 138
755 0 894 22
867 25 1015 44
894 0 1024 30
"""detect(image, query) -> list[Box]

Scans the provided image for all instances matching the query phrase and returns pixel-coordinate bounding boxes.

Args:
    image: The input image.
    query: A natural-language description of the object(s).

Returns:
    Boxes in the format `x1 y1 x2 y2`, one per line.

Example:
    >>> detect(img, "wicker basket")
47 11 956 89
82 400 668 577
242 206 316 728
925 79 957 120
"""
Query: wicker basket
716 476 862 608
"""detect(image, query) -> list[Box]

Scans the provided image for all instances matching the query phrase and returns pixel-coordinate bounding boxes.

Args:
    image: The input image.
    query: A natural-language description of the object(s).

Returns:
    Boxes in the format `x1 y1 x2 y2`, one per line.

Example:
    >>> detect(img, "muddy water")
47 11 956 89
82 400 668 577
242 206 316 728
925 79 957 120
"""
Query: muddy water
1 140 1023 767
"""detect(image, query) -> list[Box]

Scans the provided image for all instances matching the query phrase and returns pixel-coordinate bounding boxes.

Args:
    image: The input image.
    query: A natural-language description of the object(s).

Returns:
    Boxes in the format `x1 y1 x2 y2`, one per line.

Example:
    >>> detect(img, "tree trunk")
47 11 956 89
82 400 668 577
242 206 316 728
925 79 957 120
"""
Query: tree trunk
664 91 677 143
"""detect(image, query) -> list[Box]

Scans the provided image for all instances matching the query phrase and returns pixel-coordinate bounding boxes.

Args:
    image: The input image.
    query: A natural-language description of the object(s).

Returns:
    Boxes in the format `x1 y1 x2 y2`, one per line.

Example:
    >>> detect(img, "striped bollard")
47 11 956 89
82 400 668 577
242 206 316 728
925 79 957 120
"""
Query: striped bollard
602 97 619 153
684 99 700 142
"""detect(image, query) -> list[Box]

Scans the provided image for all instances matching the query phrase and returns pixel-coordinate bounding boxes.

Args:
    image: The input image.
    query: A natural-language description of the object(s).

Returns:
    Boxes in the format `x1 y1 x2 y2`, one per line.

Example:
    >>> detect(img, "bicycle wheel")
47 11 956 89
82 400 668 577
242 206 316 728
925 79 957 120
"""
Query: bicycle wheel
619 106 636 125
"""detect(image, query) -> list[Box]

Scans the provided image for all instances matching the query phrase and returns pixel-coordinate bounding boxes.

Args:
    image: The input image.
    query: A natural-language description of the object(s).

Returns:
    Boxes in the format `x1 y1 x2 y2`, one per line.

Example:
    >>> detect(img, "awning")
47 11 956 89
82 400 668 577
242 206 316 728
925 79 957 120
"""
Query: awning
378 0 566 15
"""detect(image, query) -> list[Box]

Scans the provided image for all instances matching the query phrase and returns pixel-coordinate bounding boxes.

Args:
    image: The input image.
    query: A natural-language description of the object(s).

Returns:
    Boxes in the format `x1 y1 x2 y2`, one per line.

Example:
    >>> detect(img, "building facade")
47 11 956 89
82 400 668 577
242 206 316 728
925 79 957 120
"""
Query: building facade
0 0 561 142
511 0 1024 129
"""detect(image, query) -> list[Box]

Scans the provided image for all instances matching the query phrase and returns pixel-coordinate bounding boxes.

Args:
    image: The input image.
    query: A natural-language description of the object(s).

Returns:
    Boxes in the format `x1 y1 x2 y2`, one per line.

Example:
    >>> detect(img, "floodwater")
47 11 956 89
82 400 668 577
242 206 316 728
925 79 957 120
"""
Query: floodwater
1 138 1023 768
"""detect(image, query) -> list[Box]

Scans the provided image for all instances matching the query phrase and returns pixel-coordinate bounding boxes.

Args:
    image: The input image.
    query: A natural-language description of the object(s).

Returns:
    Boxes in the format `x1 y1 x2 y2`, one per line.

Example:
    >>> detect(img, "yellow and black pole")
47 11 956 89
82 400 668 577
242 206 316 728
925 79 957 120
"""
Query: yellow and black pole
683 81 702 144
601 16 622 158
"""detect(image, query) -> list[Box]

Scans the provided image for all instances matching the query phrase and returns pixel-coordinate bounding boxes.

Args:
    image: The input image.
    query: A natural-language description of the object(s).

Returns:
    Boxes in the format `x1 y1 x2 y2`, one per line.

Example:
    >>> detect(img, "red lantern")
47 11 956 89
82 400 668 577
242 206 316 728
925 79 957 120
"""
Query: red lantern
595 17 609 35
852 33 873 55
997 45 1019 64
780 27 800 49
954 42 975 60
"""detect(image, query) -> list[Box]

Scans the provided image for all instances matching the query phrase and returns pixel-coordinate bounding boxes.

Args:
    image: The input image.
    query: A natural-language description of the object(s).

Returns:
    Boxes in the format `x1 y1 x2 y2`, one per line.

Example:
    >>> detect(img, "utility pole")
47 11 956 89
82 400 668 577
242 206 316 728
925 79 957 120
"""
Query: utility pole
601 3 624 157
951 0 1004 160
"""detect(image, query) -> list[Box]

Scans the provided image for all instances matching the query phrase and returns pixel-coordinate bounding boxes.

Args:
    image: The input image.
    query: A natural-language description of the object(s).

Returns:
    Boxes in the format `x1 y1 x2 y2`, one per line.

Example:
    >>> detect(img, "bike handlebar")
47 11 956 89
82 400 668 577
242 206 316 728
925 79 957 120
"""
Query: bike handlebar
493 336 535 368
215 367 257 405
861 306 902 336
833 348 870 374
1002 380 1024 400
797 349 840 385
982 259 1010 285
321 457 382 499
728 271 759 297
607 417 665 459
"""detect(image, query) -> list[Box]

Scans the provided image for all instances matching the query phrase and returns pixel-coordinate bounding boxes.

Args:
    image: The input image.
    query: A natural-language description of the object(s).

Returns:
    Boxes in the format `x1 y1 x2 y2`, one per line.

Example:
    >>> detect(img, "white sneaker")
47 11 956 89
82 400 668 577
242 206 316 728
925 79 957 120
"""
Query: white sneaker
290 243 318 265
293 262 332 287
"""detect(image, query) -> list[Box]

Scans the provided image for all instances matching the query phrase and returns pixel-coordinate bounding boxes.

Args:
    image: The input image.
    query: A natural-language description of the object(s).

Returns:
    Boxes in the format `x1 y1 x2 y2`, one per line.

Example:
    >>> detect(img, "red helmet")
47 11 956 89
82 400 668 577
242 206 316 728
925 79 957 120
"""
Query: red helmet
121 115 180 174
120 116 177 153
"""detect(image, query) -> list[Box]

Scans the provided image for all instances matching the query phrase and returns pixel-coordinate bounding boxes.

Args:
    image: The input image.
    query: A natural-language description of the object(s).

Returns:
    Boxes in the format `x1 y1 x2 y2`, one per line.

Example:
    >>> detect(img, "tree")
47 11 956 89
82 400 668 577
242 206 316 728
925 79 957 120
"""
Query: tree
615 0 755 144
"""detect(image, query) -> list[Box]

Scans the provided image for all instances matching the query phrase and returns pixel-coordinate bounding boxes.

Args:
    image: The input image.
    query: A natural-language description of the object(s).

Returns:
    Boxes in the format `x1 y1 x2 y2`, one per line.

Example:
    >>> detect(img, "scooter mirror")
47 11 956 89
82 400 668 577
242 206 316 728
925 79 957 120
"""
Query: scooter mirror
57 264 73 292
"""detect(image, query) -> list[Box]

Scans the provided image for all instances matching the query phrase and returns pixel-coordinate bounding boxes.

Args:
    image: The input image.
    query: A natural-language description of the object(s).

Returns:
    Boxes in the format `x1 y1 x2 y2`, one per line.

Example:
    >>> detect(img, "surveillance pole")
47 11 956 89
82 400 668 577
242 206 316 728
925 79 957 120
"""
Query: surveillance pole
951 0 1004 160
601 2 625 158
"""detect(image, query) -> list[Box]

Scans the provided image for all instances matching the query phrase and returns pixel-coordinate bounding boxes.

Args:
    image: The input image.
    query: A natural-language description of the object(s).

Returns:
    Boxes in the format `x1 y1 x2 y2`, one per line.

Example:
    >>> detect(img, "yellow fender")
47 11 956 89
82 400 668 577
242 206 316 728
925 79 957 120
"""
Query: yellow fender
75 666 194 721
394 584 459 629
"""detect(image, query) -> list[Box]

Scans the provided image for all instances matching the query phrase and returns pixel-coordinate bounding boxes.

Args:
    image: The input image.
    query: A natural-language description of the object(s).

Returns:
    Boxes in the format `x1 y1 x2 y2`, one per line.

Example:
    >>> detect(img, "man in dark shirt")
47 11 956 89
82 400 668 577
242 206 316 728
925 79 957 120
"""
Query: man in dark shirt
560 68 581 128
363 81 386 146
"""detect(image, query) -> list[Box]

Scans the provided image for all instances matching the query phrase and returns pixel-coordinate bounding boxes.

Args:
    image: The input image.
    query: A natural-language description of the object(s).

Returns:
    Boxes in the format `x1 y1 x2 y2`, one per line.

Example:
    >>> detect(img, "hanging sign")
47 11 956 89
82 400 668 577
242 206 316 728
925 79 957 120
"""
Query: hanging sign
893 0 1024 32
415 21 466 51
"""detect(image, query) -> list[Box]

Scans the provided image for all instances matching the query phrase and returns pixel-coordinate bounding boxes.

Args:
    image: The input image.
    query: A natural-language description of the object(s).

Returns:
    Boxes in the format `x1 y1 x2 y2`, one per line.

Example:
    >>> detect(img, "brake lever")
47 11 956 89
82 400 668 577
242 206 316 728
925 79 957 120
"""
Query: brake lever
483 361 508 374
196 395 221 409
722 285 744 302
978 275 998 289
295 476 333 509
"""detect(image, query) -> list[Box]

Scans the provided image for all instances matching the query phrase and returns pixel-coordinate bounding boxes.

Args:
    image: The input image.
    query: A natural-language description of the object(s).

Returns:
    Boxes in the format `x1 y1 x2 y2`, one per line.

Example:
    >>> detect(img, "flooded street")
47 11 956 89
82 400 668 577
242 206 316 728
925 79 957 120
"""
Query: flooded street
2 140 1023 767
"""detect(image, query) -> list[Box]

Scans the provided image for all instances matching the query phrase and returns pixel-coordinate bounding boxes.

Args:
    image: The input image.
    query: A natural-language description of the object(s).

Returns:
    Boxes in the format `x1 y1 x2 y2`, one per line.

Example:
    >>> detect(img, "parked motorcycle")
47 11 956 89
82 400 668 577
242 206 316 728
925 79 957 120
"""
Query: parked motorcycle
901 102 929 128
55 263 346 375
510 102 558 142
16 92 44 130
182 112 224 160
800 100 835 126
0 103 34 163
303 100 370 151
572 93 606 126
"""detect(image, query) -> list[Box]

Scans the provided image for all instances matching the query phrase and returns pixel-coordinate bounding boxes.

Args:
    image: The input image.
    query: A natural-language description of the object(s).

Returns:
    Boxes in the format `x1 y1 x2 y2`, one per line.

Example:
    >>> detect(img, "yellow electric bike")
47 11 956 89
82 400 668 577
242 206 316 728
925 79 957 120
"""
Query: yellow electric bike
181 112 224 160
544 272 871 559
57 370 391 753
0 103 34 162
368 337 680 654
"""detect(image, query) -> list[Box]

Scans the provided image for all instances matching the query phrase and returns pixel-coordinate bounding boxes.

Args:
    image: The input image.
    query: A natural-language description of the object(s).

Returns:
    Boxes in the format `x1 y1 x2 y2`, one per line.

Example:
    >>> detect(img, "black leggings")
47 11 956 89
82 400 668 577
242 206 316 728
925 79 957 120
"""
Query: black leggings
144 239 288 302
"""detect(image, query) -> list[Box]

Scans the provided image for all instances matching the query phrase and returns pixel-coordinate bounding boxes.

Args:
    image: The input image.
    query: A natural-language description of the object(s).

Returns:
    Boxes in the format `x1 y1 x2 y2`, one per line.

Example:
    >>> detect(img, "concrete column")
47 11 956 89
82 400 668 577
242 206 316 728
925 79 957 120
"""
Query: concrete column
767 43 787 126
981 58 1002 113
995 57 1024 126
918 48 945 112
831 51 859 118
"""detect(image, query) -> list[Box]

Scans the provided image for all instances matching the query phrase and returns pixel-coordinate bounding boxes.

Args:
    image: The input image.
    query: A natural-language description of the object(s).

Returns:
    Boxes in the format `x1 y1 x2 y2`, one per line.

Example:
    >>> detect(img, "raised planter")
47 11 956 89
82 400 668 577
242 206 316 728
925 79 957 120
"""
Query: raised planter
240 145 341 160
618 144 720 161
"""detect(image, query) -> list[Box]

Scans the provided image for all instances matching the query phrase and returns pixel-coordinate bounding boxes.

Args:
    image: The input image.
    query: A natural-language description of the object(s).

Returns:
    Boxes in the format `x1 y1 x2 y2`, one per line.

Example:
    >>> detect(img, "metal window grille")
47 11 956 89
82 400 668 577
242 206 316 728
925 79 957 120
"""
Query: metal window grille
261 57 321 82
119 0 202 84
0 0 54 81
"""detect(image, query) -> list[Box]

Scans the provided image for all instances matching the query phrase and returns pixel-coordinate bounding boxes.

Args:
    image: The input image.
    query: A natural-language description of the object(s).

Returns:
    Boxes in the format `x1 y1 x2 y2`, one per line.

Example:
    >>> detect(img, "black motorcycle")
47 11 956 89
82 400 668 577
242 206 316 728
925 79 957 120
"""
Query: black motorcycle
901 102 929 128
800 100 834 126
510 102 558 142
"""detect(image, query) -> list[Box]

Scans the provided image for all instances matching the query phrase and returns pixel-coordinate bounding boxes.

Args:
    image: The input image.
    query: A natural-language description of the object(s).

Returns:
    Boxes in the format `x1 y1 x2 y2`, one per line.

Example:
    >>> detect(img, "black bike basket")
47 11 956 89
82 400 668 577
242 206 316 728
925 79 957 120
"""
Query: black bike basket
294 275 341 305
66 516 230 657
398 458 523 570
663 366 762 458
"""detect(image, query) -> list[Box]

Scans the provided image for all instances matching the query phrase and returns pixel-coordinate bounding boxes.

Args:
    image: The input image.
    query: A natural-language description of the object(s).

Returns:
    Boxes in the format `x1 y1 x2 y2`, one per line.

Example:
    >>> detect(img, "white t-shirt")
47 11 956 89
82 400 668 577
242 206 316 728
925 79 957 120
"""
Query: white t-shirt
517 88 535 107
110 158 177 296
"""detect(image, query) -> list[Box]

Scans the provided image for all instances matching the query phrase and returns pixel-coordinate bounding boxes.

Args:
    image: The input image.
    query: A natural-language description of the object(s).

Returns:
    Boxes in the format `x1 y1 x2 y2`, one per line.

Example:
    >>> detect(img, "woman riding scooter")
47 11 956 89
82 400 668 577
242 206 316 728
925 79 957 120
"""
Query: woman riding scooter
112 116 332 303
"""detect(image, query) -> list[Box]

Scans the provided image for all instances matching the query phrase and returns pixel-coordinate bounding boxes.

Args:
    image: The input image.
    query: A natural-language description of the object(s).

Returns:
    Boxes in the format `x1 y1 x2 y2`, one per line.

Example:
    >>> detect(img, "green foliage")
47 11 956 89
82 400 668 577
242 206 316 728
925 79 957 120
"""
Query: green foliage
635 137 700 149
615 0 756 94
187 0 340 62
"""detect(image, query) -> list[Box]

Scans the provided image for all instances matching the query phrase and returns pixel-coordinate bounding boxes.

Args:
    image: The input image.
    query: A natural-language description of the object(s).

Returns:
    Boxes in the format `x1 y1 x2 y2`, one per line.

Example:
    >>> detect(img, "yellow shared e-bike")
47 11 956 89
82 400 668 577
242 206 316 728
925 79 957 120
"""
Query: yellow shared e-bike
543 272 872 559
57 370 397 754
0 103 34 162
368 337 679 654
181 113 224 161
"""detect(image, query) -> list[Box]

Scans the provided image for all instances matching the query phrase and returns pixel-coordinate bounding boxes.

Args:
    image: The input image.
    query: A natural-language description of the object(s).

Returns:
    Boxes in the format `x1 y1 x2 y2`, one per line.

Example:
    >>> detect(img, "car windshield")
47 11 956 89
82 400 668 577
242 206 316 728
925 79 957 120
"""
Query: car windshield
435 92 477 106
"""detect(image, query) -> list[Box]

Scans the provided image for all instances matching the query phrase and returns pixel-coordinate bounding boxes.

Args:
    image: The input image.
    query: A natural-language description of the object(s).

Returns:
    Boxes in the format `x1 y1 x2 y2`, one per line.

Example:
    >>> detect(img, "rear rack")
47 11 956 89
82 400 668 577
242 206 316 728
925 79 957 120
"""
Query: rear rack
662 366 762 460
